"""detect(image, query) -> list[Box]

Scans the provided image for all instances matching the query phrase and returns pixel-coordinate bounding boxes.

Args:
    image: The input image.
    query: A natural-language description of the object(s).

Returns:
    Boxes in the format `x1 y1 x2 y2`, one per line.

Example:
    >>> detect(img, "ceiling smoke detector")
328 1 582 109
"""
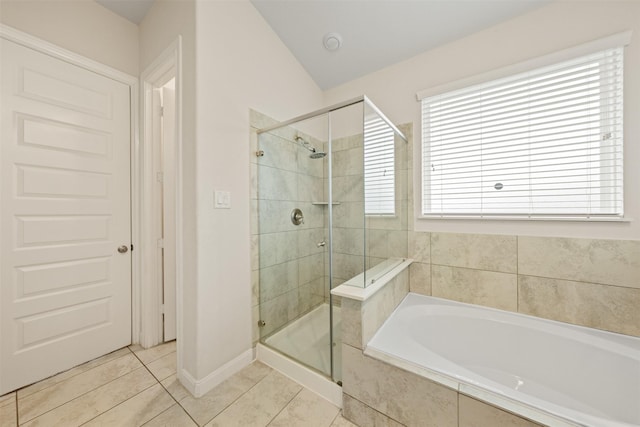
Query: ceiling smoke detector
323 32 342 51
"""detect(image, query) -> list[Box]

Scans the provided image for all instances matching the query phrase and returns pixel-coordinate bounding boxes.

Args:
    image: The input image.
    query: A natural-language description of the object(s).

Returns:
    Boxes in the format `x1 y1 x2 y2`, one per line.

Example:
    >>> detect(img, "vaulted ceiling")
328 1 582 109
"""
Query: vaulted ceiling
96 0 549 90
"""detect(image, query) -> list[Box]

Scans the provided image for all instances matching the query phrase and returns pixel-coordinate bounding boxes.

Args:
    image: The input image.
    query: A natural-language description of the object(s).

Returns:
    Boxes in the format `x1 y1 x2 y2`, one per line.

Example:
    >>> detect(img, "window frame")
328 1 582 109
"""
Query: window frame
416 32 630 222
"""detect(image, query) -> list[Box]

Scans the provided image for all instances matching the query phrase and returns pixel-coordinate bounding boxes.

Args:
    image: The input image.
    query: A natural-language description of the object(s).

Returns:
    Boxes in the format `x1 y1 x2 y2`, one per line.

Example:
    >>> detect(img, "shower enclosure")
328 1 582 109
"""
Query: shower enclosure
253 96 408 384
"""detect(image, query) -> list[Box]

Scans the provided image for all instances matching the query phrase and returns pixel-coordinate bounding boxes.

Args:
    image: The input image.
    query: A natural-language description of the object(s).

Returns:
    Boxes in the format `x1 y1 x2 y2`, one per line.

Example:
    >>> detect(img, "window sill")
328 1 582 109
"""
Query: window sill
418 215 632 223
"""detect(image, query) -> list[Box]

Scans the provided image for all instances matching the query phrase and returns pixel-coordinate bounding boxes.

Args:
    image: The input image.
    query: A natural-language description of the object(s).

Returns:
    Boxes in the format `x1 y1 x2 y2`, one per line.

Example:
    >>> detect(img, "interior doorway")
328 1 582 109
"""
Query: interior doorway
154 76 177 342
139 39 182 350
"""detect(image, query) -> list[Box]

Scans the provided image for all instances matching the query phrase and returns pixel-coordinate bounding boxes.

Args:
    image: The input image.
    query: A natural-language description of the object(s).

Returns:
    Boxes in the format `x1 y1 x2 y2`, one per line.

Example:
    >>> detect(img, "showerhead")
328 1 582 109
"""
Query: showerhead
309 151 326 159
295 136 326 159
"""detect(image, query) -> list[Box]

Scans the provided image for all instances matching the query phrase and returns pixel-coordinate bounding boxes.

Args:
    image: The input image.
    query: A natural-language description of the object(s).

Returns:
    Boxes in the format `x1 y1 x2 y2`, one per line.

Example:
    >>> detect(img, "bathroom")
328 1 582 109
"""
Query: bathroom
0 0 638 426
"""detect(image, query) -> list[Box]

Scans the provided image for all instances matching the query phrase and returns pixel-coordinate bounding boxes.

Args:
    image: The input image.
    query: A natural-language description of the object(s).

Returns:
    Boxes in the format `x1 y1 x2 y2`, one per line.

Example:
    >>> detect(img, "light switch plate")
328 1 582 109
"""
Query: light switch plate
214 190 231 209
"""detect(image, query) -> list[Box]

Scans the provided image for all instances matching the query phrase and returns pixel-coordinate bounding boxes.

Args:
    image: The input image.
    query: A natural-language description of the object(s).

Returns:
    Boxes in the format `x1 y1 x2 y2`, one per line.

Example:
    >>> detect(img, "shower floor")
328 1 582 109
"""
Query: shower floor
264 303 342 381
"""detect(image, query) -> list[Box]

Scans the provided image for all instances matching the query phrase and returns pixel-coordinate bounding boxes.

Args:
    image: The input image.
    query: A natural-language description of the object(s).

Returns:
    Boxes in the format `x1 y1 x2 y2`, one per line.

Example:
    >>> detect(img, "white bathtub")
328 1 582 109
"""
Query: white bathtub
366 293 640 427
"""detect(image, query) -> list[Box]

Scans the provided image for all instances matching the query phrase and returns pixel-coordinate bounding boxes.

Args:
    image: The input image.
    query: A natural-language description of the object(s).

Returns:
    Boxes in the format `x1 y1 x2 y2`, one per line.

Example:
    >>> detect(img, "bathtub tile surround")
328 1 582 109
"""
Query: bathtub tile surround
408 262 431 296
339 268 410 350
361 270 409 345
408 230 430 263
518 236 640 289
427 232 519 312
410 231 640 338
432 232 517 273
519 275 640 336
431 265 518 312
336 271 546 427
340 299 363 350
459 395 543 427
342 394 404 427
343 344 458 427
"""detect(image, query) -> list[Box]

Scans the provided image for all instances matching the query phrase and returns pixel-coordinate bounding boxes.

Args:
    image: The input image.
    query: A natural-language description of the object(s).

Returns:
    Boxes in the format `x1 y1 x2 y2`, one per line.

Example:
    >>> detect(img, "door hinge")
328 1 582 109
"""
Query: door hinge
160 304 165 314
131 244 134 251
156 172 164 183
157 238 164 248
160 106 164 117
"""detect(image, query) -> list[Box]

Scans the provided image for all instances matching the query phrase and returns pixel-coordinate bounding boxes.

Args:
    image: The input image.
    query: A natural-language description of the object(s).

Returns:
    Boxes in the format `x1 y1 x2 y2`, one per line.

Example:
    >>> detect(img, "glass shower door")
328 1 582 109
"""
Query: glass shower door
256 113 333 378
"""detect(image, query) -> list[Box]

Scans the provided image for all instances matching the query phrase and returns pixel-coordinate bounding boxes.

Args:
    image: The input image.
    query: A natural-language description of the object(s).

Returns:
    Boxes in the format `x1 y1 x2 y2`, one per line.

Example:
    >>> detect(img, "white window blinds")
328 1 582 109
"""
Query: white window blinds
365 116 395 215
421 47 624 219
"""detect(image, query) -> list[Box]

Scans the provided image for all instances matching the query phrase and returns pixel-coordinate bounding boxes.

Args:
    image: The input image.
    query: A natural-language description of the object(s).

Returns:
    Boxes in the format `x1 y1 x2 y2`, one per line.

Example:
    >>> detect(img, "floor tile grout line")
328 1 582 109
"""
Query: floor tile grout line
129 341 177 366
131 349 177 383
18 365 148 426
140 403 187 427
131 348 199 426
199 368 275 426
77 380 160 427
328 410 341 426
264 387 303 427
77 346 179 426
142 355 199 427
16 348 133 400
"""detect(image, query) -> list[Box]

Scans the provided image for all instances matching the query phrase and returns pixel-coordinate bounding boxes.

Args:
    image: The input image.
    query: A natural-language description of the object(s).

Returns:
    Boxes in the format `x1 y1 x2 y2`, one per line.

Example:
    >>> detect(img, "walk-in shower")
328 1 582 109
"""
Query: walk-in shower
251 96 409 389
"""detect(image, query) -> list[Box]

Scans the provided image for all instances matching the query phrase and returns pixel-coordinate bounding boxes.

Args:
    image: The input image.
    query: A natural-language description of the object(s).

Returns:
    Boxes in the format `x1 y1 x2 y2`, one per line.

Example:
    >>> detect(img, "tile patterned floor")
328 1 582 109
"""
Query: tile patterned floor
0 342 357 427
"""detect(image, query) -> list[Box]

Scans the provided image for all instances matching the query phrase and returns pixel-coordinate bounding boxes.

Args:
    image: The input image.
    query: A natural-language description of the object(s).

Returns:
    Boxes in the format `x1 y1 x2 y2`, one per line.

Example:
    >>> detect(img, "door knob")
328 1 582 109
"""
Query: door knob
117 245 129 253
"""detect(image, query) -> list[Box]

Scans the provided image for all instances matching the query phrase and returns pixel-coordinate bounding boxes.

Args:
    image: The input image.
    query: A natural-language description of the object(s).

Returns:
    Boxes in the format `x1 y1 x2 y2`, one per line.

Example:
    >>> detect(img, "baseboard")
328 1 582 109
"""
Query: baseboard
178 348 254 398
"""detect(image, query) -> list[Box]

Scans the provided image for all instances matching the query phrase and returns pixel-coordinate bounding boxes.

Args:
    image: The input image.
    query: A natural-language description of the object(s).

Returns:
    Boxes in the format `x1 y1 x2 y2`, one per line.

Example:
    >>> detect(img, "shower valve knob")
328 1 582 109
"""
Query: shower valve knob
291 208 304 225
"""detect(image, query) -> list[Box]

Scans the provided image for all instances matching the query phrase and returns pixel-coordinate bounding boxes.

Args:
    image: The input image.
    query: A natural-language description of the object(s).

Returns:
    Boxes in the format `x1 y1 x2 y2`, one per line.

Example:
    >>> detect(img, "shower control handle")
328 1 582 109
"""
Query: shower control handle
291 208 304 226
317 241 326 247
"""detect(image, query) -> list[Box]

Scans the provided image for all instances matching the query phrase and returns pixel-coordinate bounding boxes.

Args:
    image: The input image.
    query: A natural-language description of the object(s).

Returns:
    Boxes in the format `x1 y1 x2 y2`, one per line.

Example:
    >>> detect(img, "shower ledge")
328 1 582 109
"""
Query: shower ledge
332 258 413 302
311 201 341 206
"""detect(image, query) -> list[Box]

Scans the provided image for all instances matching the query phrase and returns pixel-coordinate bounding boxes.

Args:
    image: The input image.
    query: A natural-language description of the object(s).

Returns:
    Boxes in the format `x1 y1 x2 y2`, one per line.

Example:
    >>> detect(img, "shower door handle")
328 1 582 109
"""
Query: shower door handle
317 241 326 247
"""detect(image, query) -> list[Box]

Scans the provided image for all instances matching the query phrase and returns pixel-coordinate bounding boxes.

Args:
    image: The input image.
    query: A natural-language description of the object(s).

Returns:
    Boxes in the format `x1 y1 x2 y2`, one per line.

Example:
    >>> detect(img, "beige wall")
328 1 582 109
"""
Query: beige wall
0 0 323 392
324 0 640 241
138 0 199 380
0 0 139 76
193 0 323 378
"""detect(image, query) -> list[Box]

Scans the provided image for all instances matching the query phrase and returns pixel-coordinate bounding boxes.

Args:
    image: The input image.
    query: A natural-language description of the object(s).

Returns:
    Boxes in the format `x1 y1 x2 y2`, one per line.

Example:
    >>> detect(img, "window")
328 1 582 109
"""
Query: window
421 46 624 219
364 115 395 215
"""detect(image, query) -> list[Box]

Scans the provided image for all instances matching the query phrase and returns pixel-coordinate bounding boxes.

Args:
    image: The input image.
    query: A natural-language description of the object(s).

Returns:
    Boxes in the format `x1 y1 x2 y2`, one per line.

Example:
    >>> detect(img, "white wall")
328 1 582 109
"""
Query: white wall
0 0 139 76
324 0 640 240
139 0 199 382
193 0 323 379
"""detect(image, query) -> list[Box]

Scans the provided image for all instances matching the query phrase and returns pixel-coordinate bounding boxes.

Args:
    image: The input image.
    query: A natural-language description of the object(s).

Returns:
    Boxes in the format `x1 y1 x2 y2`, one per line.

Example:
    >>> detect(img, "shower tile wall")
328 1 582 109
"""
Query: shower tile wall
250 111 326 340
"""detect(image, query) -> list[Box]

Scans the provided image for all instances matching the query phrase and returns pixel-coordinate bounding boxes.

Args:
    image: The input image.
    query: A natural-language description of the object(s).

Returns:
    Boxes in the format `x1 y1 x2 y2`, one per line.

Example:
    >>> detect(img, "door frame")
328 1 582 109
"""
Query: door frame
140 39 183 348
0 25 174 355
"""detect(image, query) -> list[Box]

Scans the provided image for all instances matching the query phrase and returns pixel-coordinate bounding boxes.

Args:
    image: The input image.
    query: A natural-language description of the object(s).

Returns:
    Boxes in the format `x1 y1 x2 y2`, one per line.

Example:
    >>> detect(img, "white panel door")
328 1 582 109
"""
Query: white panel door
0 39 132 394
